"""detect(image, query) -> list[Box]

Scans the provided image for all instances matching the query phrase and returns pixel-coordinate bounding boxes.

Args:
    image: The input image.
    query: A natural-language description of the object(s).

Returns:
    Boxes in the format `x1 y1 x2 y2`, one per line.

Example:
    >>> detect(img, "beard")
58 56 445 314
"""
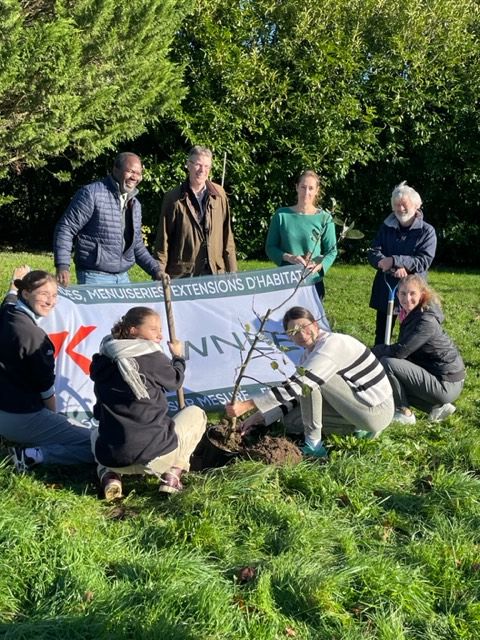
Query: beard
395 212 416 226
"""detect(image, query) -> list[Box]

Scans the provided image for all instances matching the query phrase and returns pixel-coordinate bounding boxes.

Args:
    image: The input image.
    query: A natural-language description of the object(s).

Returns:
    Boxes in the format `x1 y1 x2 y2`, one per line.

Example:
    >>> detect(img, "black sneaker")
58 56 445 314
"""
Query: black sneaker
9 447 38 474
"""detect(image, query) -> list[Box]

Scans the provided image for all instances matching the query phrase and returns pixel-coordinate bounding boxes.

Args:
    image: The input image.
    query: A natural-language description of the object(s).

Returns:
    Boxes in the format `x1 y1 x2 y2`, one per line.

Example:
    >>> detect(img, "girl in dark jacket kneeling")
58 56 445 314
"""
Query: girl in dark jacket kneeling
373 275 465 425
90 306 206 500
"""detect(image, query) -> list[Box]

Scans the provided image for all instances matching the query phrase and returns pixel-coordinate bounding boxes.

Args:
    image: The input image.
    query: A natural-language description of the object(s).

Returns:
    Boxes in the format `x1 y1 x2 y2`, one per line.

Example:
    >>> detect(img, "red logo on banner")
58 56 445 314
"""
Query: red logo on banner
49 326 96 375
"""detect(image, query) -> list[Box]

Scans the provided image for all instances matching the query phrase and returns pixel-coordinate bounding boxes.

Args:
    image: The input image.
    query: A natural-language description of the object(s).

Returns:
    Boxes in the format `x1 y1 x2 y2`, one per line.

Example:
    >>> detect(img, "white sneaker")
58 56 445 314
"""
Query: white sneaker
9 447 42 473
428 403 456 422
393 411 416 425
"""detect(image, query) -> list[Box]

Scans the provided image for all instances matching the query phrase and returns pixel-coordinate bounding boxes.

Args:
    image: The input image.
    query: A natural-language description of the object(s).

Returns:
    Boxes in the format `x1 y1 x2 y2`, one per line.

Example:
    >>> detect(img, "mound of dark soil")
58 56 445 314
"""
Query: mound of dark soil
243 434 303 465
198 422 303 468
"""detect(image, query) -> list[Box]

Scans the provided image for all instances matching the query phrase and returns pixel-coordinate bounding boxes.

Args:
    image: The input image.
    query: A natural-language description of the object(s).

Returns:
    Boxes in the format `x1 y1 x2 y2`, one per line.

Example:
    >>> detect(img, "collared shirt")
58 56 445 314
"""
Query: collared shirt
191 185 208 223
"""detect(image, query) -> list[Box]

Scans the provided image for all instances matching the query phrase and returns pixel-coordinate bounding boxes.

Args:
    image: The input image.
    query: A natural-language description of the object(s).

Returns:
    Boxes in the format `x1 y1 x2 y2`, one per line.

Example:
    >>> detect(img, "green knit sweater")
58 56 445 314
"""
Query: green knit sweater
265 207 337 283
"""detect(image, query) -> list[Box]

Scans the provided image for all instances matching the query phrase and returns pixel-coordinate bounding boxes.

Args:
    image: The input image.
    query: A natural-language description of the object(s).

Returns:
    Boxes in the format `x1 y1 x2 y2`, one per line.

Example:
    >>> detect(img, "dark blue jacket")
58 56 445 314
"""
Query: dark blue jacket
54 176 160 277
368 212 437 312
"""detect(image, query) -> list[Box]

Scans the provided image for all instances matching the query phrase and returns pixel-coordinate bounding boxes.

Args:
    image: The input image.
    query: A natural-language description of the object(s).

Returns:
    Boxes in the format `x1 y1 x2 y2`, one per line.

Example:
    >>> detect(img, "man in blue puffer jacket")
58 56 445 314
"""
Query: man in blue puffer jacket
54 152 163 286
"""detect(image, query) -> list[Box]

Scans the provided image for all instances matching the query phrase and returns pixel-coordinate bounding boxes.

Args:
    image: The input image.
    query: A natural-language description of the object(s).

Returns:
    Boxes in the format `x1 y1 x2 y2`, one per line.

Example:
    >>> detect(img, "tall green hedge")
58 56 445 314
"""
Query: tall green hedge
1 0 480 265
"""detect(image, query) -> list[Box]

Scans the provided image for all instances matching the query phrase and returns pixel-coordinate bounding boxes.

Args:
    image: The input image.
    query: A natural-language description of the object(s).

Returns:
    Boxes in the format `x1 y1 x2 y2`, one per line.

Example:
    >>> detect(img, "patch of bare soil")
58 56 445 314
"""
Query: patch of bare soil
208 421 244 452
204 422 302 467
243 434 303 465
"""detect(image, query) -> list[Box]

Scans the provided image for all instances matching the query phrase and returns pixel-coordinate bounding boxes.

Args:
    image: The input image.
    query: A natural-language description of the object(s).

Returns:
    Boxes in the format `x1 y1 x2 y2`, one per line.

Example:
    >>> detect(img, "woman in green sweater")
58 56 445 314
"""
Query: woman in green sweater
265 170 337 299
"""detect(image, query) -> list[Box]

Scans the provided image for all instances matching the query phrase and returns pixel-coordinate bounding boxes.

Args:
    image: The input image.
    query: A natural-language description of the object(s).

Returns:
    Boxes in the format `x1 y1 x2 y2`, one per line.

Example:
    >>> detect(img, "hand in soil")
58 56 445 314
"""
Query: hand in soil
239 411 265 436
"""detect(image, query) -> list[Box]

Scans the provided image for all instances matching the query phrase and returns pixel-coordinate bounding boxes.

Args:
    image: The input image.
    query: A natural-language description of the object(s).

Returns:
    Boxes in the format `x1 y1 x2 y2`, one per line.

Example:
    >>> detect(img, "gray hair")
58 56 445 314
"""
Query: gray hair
113 152 141 170
391 181 422 210
187 146 213 163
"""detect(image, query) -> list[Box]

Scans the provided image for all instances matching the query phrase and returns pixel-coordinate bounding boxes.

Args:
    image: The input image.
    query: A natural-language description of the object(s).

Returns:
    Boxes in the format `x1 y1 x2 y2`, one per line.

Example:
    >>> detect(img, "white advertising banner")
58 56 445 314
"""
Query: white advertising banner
40 266 329 423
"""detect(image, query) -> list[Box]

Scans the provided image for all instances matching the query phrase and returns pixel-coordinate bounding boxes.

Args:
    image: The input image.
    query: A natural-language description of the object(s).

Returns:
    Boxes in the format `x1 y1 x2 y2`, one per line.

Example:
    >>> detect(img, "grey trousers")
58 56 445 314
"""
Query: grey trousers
283 373 394 442
91 406 207 479
0 408 95 465
380 356 464 412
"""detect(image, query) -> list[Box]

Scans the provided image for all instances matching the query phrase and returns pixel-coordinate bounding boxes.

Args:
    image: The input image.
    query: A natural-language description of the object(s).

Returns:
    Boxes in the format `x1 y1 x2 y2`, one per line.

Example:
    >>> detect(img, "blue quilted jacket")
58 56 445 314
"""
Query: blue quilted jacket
54 176 160 277
368 212 437 313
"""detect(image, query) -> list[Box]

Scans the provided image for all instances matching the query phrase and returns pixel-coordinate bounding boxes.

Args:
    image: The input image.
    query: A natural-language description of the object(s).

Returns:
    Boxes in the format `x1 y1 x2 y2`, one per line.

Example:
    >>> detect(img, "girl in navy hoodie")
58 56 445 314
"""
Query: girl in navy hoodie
90 306 206 500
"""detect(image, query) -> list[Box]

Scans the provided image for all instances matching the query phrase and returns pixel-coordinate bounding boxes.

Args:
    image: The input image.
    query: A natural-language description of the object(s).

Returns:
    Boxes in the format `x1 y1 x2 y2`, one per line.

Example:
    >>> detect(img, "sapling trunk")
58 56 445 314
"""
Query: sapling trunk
228 308 272 437
225 207 364 442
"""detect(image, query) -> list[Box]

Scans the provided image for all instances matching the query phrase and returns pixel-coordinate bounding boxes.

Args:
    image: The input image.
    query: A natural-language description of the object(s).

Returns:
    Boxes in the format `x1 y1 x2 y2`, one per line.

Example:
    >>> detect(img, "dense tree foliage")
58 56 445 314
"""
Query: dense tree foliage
1 0 480 265
0 0 188 179
142 0 480 264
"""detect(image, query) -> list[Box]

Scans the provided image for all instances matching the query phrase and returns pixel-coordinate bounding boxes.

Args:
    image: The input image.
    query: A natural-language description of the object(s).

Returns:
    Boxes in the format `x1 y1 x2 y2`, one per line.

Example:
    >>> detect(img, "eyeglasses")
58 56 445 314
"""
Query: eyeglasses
32 291 58 301
189 161 211 171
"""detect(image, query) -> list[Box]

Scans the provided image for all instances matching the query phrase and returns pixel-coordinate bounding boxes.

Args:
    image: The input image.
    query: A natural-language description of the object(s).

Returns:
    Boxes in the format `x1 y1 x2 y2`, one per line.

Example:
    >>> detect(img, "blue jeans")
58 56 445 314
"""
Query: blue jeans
76 270 130 285
0 408 94 465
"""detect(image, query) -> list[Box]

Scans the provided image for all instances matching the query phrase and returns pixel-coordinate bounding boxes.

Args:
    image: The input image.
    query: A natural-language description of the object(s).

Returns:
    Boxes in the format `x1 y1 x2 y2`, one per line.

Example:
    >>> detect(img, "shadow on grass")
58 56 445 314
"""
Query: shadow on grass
0 612 196 640
0 442 160 501
373 488 428 517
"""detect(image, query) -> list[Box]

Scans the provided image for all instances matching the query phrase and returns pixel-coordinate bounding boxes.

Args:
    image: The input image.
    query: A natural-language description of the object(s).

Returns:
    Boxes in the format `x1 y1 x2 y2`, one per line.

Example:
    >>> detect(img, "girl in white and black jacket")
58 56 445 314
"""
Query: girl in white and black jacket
90 306 206 499
226 306 394 456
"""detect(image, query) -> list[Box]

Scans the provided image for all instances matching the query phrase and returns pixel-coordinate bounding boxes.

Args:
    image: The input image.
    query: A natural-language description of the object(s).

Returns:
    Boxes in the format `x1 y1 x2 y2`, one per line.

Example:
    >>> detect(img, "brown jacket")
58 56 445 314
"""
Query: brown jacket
154 180 237 278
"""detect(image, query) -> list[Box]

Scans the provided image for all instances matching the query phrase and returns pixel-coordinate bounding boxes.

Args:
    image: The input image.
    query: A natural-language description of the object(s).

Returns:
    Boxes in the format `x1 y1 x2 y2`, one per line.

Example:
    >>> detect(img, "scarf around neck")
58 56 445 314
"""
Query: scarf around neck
99 335 164 400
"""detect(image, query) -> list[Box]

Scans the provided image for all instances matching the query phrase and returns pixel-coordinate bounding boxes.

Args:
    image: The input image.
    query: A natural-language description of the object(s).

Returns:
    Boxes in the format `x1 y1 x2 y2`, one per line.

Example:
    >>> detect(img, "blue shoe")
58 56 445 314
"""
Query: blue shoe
354 430 373 440
301 443 328 458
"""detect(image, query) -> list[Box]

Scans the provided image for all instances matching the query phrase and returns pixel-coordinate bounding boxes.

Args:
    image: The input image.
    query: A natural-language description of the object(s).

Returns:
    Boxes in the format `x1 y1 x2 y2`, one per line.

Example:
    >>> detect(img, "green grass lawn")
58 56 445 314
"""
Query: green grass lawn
0 252 479 639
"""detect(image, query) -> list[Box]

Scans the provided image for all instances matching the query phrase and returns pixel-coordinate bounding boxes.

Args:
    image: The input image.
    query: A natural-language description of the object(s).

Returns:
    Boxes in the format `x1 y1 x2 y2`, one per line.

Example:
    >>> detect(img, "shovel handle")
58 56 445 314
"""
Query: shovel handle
161 275 185 410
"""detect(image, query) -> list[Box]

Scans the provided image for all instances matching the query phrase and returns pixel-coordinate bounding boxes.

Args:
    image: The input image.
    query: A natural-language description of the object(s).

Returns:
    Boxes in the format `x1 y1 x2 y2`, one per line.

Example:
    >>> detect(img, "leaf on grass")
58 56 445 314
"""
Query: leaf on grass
285 627 296 637
351 604 365 617
236 566 256 583
337 494 351 507
381 526 393 542
232 594 260 613
104 505 139 521
417 474 434 493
